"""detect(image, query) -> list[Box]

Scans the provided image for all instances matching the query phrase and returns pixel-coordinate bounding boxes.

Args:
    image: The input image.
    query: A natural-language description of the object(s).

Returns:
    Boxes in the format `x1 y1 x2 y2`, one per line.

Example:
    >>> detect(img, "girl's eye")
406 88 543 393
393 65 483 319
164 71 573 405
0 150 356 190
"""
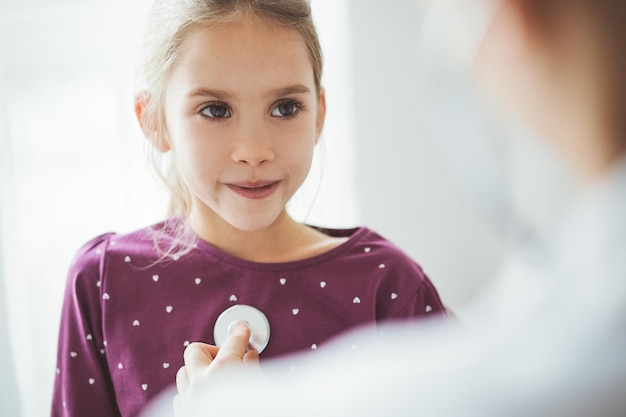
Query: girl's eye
200 103 231 119
270 100 302 118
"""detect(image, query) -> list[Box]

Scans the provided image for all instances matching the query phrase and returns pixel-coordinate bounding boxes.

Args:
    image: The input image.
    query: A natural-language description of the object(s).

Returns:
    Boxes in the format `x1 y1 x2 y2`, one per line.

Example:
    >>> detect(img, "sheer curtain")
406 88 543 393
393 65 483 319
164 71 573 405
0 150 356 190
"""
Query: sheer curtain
0 1 357 416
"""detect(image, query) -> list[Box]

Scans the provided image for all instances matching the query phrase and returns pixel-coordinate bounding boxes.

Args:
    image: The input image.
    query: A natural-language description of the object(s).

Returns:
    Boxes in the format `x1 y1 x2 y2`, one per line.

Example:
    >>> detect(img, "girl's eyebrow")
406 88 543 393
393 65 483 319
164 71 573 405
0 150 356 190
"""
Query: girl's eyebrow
186 88 231 100
272 84 311 97
185 84 311 100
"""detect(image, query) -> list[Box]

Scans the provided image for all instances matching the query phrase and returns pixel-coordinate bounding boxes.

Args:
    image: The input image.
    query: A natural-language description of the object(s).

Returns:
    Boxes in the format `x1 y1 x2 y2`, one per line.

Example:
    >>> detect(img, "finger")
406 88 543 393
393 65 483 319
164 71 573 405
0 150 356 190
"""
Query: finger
205 344 220 357
175 365 189 395
243 348 259 364
183 342 218 382
212 322 251 369
173 394 183 417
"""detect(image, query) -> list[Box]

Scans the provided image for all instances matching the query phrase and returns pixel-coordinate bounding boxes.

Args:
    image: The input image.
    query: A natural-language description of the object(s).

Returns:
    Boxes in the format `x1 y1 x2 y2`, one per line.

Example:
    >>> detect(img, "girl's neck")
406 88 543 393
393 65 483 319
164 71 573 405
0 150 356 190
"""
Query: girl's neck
188 208 342 263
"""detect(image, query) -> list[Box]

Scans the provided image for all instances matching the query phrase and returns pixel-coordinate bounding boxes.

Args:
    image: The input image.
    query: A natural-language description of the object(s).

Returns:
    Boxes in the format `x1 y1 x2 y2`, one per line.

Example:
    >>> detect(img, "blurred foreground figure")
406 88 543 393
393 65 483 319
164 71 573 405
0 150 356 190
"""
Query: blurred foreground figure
145 0 626 415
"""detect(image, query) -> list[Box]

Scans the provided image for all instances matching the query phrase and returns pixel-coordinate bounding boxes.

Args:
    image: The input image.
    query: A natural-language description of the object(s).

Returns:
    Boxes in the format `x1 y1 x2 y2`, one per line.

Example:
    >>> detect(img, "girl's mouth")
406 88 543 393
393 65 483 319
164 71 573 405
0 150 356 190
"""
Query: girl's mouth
226 181 280 200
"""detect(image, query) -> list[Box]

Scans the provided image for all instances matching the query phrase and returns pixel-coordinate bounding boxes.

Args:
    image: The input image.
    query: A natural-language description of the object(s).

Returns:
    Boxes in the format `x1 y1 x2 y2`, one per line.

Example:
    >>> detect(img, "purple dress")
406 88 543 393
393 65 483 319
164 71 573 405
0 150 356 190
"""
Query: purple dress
51 219 446 417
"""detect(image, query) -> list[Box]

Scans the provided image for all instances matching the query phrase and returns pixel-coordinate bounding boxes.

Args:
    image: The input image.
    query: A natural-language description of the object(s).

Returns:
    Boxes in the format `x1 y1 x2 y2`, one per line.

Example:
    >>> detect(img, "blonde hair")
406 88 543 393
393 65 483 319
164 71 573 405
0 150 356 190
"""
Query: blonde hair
134 0 324 258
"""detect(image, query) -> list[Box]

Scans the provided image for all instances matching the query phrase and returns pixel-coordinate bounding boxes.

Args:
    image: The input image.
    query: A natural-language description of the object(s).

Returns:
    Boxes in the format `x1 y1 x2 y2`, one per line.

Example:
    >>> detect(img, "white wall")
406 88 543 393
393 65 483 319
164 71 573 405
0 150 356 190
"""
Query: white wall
0 2 160 416
0 230 21 417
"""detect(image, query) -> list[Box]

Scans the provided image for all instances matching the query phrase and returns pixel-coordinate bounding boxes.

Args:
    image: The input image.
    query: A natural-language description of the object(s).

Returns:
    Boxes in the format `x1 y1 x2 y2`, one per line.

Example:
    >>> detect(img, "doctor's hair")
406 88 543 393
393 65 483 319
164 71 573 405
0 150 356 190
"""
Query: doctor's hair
133 0 324 259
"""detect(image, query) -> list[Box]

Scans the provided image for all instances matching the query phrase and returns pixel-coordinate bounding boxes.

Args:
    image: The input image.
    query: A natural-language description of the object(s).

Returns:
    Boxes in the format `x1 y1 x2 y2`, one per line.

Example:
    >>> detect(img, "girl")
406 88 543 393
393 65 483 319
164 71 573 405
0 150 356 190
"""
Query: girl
51 1 446 416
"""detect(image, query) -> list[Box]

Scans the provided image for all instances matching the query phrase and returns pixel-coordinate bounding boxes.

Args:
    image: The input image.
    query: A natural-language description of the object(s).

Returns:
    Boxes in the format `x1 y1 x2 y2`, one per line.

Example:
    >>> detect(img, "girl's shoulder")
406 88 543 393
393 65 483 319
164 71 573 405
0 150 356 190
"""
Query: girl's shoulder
332 227 445 316
315 225 414 256
69 232 117 275
69 219 175 274
311 225 424 270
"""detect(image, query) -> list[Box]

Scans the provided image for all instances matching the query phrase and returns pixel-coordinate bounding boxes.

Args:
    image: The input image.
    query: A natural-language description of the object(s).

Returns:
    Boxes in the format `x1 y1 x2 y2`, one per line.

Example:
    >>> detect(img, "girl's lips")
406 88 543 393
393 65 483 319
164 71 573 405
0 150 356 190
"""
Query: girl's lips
226 181 280 200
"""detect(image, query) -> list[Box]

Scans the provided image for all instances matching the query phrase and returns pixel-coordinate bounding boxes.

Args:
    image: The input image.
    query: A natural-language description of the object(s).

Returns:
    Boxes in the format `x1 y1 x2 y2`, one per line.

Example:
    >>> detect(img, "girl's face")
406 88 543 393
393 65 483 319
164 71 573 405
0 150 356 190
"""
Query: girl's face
162 17 325 233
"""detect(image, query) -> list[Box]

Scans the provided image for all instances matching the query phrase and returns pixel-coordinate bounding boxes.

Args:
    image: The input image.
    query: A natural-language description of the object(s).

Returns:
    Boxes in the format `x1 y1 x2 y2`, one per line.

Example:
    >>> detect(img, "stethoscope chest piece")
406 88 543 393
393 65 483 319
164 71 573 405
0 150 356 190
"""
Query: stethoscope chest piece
213 304 271 353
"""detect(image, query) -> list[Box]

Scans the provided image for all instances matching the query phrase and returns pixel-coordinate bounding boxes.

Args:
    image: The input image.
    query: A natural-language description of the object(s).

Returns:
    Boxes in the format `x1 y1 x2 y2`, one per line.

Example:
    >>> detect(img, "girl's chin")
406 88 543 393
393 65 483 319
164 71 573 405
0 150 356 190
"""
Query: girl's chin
191 201 290 234
223 212 285 234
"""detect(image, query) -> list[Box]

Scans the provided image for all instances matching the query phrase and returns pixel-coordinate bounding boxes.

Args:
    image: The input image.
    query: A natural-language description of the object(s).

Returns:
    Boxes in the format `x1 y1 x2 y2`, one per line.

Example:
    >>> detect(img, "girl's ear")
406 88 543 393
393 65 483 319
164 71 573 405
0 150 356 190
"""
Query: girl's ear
134 93 171 153
315 87 327 144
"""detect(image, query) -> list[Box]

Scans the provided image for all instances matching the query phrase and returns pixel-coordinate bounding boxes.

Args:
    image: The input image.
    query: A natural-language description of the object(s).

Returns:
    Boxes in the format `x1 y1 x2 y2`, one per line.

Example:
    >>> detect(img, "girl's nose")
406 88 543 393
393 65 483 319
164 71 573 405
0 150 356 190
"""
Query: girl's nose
231 123 275 166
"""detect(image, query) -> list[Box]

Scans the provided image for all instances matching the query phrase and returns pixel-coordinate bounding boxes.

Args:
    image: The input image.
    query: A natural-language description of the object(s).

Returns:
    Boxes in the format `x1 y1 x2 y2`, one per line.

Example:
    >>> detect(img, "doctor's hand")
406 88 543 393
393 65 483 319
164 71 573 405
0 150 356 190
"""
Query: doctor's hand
174 322 260 416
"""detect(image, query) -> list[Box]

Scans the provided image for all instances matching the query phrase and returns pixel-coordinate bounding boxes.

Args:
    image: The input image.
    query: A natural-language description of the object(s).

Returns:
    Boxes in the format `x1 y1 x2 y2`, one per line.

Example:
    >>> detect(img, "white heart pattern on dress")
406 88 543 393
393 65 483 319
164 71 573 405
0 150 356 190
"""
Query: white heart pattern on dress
133 320 140 327
426 305 432 313
118 363 124 369
364 247 371 253
195 278 201 285
89 378 95 385
70 351 78 358
292 308 300 315
279 278 287 285
320 281 326 288
152 275 159 282
391 293 398 300
102 293 110 300
142 384 148 391
163 363 170 369
166 306 173 313
124 256 131 263
353 297 361 304
378 263 386 269
229 294 237 302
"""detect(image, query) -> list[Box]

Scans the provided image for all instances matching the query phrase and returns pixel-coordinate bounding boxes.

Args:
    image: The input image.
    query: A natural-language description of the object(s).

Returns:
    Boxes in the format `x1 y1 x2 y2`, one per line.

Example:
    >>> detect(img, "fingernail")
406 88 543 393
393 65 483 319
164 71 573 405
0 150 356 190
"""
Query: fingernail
236 321 250 332
228 321 250 335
